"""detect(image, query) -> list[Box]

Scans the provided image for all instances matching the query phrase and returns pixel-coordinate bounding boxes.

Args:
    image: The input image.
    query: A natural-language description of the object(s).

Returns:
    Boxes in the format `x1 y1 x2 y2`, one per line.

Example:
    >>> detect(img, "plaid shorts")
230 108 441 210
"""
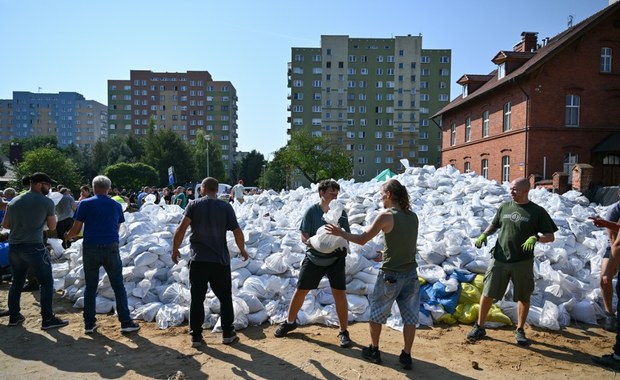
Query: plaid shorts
369 267 420 325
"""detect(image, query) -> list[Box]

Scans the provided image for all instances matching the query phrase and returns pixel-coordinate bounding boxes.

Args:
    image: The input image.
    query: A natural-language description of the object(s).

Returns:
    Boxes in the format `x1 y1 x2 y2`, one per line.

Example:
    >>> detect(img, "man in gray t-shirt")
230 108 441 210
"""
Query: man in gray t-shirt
2 172 69 330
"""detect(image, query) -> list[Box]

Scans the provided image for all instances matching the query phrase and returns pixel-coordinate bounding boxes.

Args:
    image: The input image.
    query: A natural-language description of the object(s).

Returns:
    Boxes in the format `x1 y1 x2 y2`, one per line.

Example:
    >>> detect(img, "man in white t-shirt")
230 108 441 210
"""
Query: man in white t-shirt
232 180 245 204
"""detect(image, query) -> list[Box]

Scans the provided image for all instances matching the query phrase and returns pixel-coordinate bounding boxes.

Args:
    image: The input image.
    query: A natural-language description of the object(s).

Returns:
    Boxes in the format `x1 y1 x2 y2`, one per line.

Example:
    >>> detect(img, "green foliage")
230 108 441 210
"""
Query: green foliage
142 127 195 186
13 147 81 191
0 159 6 177
11 136 58 154
103 162 159 190
282 129 353 183
239 150 265 187
192 130 227 183
263 148 291 191
92 135 141 172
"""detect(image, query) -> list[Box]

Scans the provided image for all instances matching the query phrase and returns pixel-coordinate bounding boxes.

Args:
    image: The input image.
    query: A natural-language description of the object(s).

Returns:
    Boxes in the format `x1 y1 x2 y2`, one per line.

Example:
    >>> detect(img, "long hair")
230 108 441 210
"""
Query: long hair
383 179 411 212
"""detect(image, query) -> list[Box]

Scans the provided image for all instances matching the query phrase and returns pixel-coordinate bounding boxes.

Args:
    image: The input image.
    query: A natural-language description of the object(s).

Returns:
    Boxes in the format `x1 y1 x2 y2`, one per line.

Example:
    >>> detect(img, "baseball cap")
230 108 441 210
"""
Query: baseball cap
29 172 57 185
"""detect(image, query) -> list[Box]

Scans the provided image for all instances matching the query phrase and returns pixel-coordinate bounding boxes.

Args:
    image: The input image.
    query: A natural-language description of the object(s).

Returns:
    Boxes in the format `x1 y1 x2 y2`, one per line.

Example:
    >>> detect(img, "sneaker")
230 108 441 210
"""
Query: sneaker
41 315 69 330
0 309 9 317
604 314 617 332
399 350 412 370
8 313 25 326
467 323 486 341
361 345 382 364
274 321 298 337
338 330 352 348
191 336 205 348
593 353 620 371
120 321 140 333
222 331 239 345
515 328 528 345
84 323 98 334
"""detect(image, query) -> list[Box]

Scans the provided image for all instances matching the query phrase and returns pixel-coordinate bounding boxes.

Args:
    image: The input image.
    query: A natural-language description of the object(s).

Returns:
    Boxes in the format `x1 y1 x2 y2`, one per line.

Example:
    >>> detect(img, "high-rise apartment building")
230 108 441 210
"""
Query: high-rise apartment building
107 70 239 176
0 91 107 148
288 35 450 183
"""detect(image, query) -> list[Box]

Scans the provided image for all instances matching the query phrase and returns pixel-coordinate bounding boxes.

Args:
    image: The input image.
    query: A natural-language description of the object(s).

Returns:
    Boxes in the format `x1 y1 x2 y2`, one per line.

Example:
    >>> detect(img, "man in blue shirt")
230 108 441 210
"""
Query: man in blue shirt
64 175 139 335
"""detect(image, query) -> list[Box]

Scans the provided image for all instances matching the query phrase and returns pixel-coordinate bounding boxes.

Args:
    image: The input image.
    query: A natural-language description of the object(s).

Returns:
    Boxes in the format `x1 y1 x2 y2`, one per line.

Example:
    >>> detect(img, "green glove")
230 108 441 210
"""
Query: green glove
521 236 538 251
474 233 487 248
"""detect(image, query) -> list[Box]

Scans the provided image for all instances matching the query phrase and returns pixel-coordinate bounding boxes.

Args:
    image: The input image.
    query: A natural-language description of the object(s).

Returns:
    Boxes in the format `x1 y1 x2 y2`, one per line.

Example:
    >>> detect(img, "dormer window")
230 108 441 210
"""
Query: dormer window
498 63 506 79
462 84 468 98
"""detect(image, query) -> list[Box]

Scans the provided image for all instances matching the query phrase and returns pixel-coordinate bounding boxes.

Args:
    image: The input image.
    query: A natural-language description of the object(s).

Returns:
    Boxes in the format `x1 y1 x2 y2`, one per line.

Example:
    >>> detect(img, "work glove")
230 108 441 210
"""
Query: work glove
333 247 348 258
474 233 487 248
521 236 538 251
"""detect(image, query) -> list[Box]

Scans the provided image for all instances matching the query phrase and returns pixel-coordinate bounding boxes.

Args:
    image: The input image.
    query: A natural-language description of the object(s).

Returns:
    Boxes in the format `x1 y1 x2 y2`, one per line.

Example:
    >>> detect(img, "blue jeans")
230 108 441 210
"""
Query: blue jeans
82 243 130 325
8 243 54 319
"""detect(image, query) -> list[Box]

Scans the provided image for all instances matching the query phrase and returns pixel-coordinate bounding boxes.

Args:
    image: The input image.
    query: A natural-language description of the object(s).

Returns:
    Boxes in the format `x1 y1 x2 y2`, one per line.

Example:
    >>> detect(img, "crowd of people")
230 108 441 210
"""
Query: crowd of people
2 173 620 371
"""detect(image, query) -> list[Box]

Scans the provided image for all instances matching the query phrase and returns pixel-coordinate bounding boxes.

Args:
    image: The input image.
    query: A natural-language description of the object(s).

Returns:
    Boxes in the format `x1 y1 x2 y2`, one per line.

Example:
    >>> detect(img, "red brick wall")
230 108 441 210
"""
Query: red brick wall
441 7 620 185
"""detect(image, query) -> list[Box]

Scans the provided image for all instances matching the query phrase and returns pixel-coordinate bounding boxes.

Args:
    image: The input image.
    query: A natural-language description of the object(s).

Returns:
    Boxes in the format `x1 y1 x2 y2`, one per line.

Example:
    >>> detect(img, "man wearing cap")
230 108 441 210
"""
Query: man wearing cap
232 180 245 204
2 172 69 330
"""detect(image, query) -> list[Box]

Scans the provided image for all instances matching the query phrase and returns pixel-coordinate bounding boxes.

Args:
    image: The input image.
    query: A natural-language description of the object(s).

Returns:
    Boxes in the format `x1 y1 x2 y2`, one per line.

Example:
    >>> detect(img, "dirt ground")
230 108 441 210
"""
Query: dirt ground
1 284 620 380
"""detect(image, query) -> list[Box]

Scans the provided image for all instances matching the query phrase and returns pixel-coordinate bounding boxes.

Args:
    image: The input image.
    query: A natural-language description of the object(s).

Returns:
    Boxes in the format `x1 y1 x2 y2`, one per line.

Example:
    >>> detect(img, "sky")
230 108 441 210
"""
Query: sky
0 0 610 158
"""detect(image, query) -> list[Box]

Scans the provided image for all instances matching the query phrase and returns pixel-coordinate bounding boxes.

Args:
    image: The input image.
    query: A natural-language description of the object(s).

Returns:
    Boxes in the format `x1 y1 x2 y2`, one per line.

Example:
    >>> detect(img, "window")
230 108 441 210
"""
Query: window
564 152 578 182
481 159 488 179
375 131 382 138
498 63 506 79
482 111 489 137
503 102 511 132
421 68 430 76
565 95 580 127
439 94 450 101
440 56 450 63
502 155 510 182
450 124 456 146
419 145 428 151
464 162 471 173
465 117 471 142
375 144 382 151
421 56 430 63
601 47 612 73
440 68 449 76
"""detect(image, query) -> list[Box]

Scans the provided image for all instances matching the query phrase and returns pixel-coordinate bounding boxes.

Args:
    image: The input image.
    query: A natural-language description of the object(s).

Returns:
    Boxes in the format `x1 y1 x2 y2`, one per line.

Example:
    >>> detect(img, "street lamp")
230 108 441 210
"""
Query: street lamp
205 134 212 177
262 164 266 190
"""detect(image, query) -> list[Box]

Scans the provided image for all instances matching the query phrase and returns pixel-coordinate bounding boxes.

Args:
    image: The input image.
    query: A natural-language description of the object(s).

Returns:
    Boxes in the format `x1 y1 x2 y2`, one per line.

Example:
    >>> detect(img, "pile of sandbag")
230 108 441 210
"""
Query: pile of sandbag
52 165 612 332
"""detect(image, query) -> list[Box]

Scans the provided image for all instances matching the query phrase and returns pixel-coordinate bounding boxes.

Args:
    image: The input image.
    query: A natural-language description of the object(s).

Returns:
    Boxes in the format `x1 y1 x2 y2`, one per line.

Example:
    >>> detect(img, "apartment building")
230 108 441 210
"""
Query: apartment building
288 35 450 183
0 91 107 148
107 70 238 176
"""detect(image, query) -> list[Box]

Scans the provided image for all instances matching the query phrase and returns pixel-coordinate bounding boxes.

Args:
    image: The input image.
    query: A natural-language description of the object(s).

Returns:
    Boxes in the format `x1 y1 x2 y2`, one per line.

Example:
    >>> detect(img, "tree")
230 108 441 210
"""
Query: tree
192 130 227 183
239 150 265 187
263 148 292 191
13 147 81 191
61 144 99 185
103 162 159 190
142 124 195 186
0 159 6 177
282 129 353 183
92 135 141 173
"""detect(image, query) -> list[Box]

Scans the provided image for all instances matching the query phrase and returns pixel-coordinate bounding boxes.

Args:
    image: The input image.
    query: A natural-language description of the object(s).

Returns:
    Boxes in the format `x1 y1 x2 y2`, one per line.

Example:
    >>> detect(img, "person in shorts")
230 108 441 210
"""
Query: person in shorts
274 179 352 348
590 191 620 331
326 179 419 369
468 177 557 345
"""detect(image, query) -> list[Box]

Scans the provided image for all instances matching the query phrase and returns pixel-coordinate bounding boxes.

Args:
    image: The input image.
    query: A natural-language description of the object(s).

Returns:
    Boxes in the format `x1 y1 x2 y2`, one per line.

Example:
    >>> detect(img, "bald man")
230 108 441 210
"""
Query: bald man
467 178 558 345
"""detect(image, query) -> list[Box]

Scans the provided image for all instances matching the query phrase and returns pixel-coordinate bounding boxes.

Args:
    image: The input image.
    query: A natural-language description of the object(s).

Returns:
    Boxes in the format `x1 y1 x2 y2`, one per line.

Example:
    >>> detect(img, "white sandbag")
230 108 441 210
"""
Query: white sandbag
48 238 65 259
417 264 446 283
96 296 116 314
156 304 187 329
317 288 335 305
237 292 265 313
52 262 70 278
134 251 159 267
346 278 371 295
248 310 269 325
132 302 164 322
160 283 190 305
569 299 598 325
132 279 152 298
261 252 288 274
308 225 349 254
539 301 560 331
347 294 369 314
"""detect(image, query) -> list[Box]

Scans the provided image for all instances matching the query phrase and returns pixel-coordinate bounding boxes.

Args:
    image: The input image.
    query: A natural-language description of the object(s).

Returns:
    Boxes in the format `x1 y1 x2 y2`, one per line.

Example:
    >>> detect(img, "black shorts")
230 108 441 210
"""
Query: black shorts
296 256 346 290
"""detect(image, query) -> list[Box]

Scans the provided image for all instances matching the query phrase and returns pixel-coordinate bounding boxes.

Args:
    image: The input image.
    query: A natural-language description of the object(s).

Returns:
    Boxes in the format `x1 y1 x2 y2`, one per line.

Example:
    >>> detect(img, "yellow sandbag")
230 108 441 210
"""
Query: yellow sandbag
472 274 484 292
455 303 479 324
438 313 457 324
459 283 481 305
486 304 513 326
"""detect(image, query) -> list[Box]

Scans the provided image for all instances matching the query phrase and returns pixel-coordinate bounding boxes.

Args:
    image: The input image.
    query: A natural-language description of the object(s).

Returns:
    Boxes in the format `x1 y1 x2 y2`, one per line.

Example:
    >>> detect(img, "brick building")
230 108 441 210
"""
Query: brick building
433 2 620 190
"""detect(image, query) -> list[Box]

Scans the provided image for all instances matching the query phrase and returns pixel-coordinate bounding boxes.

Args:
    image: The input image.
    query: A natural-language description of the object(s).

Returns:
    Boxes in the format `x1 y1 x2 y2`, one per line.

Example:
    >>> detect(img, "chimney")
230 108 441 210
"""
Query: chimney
514 32 539 52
